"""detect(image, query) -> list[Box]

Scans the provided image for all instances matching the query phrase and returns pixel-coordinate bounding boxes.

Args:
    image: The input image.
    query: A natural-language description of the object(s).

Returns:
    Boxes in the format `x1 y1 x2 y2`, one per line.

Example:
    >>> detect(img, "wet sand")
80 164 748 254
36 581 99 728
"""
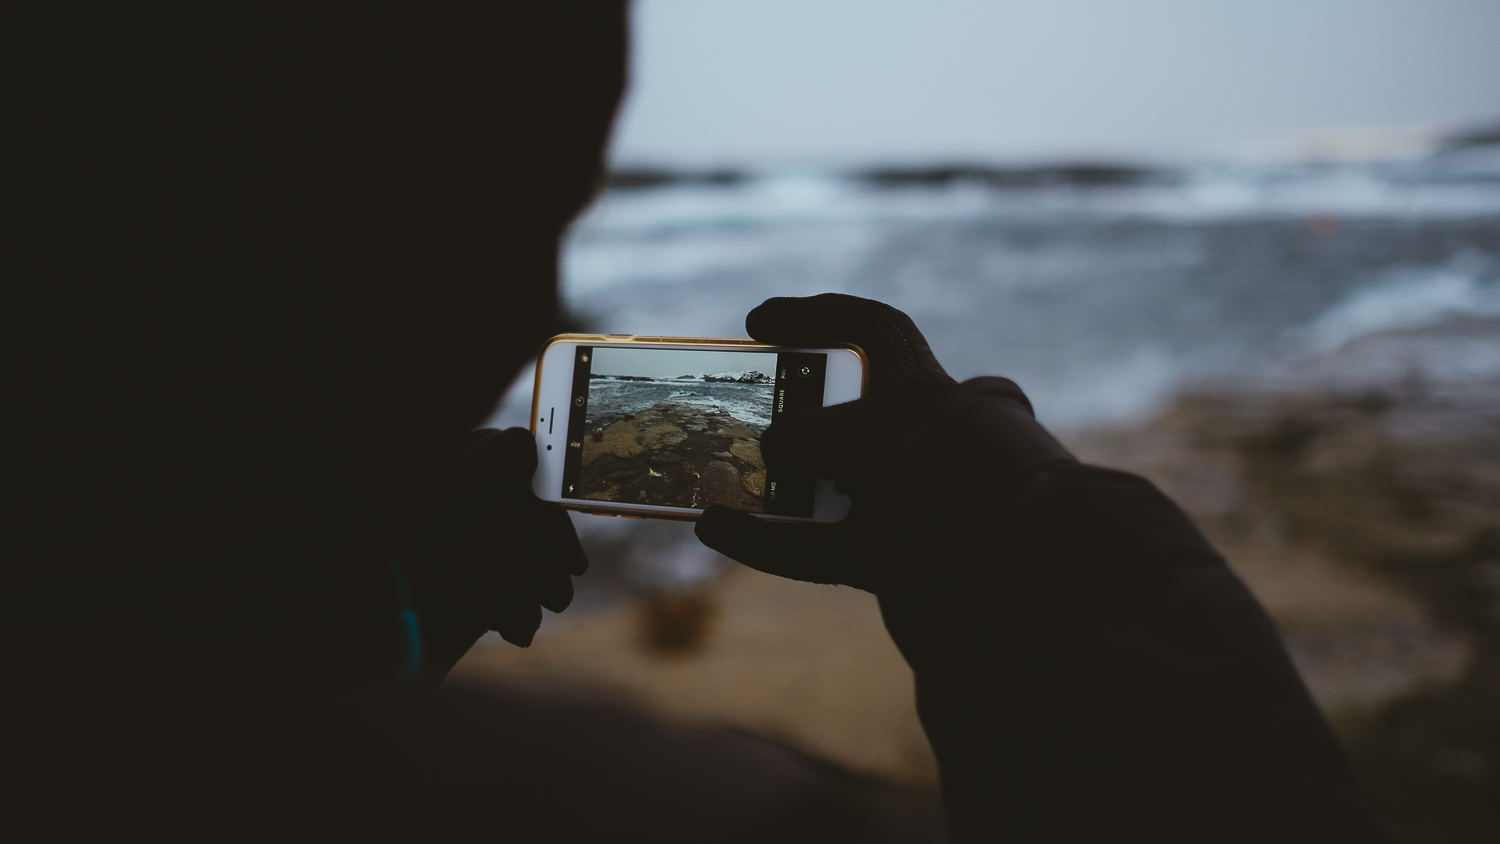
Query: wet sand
450 565 938 788
1071 371 1500 839
1070 385 1498 718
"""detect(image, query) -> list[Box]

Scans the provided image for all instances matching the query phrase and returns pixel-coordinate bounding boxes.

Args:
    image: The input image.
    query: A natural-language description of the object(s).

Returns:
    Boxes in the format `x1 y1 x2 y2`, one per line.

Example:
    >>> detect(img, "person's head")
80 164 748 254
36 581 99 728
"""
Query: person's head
12 3 627 577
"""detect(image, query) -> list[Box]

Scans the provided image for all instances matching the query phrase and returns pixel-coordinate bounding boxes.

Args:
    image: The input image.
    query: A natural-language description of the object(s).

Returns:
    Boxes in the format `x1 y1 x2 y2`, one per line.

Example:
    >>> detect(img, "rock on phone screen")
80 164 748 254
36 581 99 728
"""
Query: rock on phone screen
560 346 829 517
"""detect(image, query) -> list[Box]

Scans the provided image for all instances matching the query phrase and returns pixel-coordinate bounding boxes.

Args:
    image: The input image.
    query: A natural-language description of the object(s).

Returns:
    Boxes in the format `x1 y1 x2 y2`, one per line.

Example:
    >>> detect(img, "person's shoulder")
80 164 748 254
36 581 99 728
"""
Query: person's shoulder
6 663 942 843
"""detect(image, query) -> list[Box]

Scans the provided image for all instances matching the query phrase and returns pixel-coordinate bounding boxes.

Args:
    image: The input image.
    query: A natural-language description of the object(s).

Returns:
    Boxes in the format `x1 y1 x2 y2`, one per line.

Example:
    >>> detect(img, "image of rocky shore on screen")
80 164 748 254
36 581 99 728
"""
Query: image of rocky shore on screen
580 348 776 511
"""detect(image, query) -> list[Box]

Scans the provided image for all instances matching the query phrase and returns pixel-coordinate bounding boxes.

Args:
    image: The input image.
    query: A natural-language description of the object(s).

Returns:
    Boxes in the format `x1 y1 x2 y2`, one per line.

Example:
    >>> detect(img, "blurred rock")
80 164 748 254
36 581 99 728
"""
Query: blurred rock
636 590 719 656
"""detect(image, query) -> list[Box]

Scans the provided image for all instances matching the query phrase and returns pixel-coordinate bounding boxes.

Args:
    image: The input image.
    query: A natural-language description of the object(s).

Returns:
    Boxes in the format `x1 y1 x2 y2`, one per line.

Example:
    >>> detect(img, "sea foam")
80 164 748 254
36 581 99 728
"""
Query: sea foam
1304 251 1500 353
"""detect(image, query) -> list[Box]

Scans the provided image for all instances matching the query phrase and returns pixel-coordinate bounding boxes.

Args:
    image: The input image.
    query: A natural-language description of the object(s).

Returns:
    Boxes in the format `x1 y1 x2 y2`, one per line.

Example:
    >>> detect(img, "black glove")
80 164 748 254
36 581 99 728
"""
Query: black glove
410 427 587 653
694 293 1072 594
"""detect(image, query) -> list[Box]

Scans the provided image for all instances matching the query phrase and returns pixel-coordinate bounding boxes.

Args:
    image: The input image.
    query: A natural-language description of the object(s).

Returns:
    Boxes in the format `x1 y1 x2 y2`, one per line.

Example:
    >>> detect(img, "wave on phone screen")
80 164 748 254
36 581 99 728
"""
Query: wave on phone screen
579 358 774 511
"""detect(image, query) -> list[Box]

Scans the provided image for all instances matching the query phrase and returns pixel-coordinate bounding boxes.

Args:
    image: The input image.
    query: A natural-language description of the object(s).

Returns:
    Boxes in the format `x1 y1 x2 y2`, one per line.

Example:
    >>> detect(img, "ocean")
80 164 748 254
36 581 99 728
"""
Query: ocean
507 146 1500 434
482 142 1500 592
585 377 775 435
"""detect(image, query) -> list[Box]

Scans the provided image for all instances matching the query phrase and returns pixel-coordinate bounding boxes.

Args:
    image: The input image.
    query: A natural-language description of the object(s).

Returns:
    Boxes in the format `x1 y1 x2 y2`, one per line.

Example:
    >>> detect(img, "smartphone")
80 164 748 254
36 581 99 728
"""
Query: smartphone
531 335 867 523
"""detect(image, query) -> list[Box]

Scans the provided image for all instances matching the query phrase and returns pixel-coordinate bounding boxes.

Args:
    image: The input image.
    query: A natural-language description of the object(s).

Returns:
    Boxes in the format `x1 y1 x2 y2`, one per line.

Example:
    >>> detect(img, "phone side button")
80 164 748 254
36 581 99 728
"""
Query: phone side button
620 514 646 519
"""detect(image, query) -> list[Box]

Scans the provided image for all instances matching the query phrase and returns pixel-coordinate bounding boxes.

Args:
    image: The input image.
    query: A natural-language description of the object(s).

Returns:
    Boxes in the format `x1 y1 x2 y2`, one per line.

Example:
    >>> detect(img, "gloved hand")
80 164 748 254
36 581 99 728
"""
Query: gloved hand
694 294 1072 594
410 427 587 652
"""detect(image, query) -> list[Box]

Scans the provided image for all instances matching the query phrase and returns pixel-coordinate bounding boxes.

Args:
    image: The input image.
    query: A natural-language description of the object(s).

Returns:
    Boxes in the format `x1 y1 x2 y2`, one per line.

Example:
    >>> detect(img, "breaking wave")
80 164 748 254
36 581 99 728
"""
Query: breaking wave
1303 251 1500 353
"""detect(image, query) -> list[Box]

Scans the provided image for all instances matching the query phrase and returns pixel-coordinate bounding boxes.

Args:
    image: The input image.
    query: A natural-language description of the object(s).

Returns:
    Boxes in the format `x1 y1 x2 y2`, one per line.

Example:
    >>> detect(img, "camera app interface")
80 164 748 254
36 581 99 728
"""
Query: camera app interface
561 346 828 517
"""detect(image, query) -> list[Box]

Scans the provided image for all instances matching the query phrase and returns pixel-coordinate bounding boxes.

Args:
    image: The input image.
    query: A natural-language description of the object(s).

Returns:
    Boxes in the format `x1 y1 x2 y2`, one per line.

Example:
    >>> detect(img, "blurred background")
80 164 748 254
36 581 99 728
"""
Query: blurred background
457 1 1500 837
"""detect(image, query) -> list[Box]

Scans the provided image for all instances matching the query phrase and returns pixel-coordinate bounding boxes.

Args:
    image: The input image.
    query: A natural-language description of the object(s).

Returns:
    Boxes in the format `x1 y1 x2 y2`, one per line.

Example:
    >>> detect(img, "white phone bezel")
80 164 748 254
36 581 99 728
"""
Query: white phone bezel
530 335 866 523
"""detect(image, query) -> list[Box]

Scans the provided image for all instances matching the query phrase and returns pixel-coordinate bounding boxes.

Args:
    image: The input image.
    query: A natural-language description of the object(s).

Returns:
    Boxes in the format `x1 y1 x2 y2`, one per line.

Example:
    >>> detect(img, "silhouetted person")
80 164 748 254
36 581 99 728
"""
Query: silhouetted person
7 3 1390 841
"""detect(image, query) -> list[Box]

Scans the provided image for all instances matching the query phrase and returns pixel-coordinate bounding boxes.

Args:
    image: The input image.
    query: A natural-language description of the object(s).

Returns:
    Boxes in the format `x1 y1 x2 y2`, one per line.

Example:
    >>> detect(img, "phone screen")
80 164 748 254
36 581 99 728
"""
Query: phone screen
561 346 828 517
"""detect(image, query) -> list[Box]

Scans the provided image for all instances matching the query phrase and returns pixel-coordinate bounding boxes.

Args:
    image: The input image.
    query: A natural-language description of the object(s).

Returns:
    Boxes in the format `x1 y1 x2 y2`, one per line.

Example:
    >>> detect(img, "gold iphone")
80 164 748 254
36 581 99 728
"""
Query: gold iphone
530 335 867 522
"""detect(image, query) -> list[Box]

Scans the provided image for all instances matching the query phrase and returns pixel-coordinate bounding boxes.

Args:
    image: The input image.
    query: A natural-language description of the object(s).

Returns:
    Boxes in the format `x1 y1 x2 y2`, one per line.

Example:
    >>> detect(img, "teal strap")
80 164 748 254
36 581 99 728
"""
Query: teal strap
388 559 424 682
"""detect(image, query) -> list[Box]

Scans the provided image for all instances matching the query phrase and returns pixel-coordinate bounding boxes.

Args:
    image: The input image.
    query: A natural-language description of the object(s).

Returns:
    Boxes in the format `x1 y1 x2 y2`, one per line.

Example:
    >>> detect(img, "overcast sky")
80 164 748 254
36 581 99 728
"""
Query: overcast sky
590 347 778 379
610 0 1500 165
